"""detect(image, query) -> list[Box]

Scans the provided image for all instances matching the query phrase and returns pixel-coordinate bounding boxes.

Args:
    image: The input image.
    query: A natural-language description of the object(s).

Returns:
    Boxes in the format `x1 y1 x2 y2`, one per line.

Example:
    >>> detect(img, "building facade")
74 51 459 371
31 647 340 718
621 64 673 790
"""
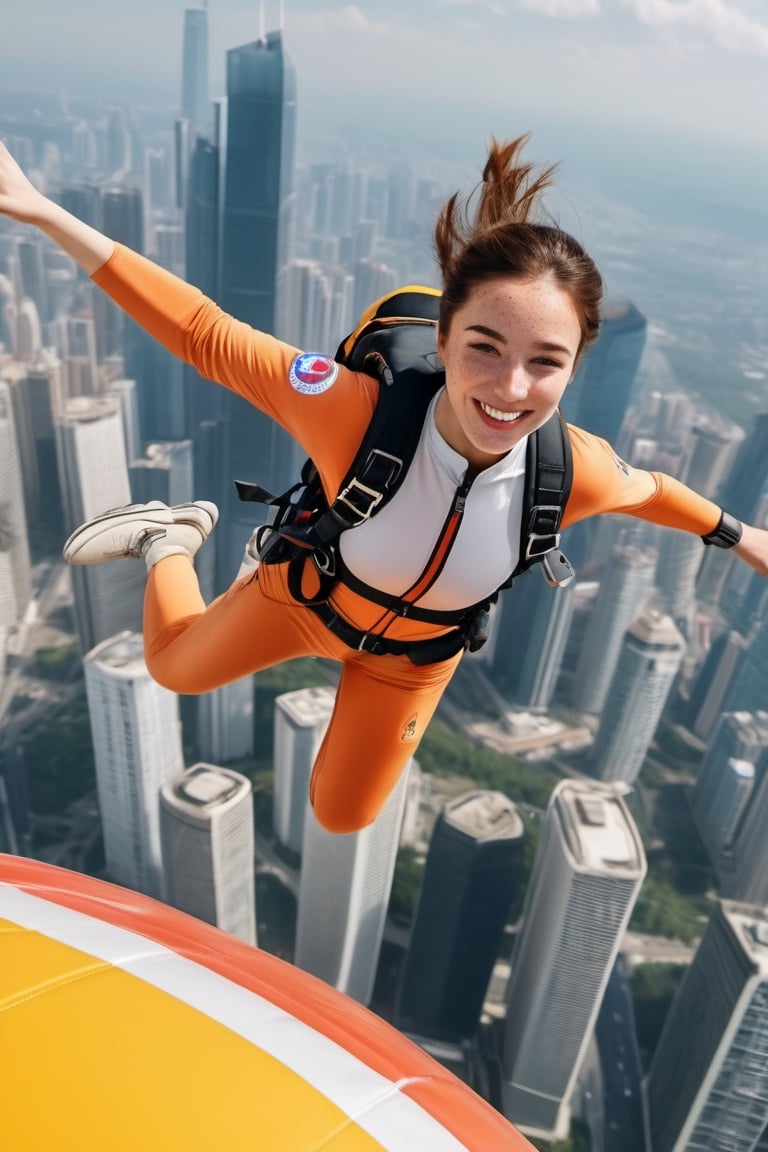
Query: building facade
84 631 185 899
160 762 256 944
273 686 335 855
590 608 685 785
502 780 646 1140
647 901 768 1152
396 790 525 1042
294 761 410 1006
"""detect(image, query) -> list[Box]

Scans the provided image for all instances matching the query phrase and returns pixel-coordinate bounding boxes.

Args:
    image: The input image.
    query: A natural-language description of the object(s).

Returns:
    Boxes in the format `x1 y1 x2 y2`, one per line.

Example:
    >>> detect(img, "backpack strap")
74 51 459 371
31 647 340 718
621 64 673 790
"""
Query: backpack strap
509 410 575 587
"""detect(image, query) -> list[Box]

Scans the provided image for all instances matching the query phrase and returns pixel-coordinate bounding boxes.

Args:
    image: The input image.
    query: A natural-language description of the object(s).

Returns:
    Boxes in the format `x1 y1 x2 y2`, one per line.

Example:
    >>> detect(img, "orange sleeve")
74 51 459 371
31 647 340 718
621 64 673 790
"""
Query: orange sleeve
564 424 722 537
91 244 377 496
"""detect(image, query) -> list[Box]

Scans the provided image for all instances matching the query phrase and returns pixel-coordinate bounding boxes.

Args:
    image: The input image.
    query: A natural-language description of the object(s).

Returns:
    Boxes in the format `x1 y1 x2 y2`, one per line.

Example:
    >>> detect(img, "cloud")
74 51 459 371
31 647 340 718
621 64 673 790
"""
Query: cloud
516 0 600 15
623 0 768 56
302 4 394 35
438 0 507 10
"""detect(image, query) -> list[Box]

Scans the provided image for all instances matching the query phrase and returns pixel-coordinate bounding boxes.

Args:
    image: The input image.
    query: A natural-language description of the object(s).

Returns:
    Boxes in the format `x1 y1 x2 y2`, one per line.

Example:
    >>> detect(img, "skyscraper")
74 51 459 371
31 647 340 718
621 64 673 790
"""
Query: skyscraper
160 762 256 944
590 608 685 786
21 349 63 528
492 571 575 710
186 27 298 578
502 780 646 1139
722 734 768 906
84 631 185 899
0 359 39 522
294 762 410 1006
572 543 657 715
129 440 194 506
273 686 335 855
684 417 743 502
690 710 768 868
181 6 210 138
396 791 525 1043
726 608 768 716
55 395 144 653
718 412 768 525
196 679 255 765
655 526 704 642
689 630 750 741
559 300 646 444
0 380 32 622
647 901 768 1152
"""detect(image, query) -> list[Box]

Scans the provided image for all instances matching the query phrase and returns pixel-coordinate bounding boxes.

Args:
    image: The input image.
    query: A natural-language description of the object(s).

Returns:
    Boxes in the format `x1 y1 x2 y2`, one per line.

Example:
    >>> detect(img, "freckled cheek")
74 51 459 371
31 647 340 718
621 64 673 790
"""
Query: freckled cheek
449 355 483 400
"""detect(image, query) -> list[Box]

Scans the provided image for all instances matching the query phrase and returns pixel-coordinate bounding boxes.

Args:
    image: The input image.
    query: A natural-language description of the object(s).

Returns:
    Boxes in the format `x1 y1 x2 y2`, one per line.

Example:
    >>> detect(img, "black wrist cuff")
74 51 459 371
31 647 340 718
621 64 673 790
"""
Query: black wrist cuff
702 510 743 549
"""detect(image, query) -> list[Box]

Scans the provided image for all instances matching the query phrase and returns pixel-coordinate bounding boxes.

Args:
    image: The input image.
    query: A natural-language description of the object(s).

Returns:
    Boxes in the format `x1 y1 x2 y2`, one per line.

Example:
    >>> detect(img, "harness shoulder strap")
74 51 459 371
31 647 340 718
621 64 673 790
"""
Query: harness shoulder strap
510 410 575 587
310 299 443 545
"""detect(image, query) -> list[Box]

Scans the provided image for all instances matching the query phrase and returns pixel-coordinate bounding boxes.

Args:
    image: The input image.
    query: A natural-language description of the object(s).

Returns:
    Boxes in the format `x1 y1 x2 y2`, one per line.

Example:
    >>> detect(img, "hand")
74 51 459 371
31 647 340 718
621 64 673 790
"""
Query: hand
0 138 49 224
0 139 112 272
733 523 768 578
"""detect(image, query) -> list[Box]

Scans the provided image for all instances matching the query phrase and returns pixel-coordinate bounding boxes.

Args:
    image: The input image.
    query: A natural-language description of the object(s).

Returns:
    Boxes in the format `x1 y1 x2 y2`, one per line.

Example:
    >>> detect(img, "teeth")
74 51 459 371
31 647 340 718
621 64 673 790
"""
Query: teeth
480 402 524 423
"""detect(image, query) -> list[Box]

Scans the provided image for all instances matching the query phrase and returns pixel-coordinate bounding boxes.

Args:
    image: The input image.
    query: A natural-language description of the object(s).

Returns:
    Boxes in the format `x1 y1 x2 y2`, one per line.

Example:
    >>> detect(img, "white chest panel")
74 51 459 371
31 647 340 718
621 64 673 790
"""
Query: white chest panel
339 392 528 611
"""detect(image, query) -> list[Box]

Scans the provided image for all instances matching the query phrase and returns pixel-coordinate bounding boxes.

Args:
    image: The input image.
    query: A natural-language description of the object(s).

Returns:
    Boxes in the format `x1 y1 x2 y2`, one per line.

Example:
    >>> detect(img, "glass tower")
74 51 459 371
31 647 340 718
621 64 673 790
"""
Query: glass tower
181 6 210 138
185 29 298 579
560 300 646 445
396 790 525 1043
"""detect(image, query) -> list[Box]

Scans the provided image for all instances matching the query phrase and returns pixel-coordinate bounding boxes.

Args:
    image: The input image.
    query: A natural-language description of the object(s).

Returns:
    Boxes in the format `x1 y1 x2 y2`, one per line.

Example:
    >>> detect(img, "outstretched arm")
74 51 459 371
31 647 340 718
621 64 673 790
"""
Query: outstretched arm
0 139 113 274
732 523 768 578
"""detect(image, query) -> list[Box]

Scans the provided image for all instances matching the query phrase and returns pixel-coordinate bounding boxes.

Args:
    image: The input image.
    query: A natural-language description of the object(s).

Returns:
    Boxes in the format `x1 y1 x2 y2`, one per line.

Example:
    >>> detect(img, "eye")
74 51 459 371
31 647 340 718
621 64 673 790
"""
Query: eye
469 341 500 356
532 356 562 368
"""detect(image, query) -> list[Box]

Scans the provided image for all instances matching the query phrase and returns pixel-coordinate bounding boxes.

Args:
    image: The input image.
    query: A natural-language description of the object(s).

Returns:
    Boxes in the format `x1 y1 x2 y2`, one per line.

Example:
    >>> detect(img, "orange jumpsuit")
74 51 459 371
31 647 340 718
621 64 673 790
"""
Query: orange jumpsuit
93 246 723 832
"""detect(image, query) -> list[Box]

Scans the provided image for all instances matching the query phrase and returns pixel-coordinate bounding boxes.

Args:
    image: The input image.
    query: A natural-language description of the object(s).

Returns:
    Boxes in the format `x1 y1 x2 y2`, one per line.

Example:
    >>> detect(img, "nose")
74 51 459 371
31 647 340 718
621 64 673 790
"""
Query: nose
498 363 532 402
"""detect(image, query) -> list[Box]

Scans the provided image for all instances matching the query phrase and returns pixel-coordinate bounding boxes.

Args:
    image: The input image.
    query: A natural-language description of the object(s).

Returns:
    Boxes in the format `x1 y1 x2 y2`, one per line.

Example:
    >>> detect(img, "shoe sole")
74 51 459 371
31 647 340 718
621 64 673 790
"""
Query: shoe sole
63 501 220 564
63 504 175 563
171 501 219 533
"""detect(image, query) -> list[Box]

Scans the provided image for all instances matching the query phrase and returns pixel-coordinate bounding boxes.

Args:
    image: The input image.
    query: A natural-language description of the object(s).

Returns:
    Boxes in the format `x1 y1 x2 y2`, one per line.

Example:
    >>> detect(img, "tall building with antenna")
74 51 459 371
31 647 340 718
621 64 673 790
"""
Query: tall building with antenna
181 5 210 138
184 11 298 578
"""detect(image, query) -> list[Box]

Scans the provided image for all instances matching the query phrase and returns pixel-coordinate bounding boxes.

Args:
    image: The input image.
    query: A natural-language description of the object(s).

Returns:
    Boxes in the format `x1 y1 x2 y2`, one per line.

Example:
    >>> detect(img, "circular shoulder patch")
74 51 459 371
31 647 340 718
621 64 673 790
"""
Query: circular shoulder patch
289 353 339 395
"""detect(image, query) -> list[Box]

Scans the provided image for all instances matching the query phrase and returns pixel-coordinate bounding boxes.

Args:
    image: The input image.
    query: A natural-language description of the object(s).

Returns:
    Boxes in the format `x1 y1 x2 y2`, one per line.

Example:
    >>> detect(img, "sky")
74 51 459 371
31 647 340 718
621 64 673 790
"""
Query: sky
2 1 767 174
2 0 766 415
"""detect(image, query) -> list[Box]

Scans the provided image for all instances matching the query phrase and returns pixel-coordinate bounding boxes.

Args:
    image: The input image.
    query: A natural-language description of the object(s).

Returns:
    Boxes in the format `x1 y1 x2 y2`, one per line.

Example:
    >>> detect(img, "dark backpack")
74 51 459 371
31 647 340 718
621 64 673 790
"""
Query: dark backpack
236 287 574 664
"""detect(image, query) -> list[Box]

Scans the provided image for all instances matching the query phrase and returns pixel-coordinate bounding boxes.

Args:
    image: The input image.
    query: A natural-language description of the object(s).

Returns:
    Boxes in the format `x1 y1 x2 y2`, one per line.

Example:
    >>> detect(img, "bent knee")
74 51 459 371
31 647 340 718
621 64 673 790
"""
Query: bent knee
145 649 213 695
310 792 380 836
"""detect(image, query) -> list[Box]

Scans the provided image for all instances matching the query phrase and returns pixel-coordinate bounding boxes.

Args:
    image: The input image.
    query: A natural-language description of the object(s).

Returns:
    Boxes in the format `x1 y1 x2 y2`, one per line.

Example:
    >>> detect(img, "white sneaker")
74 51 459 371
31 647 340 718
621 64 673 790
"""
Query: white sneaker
63 500 219 566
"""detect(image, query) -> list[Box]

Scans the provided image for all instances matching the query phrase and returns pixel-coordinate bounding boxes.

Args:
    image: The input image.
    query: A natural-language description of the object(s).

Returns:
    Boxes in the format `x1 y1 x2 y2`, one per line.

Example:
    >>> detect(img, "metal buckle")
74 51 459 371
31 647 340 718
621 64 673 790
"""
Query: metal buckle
335 450 403 524
541 549 575 588
335 478 385 522
313 547 336 577
526 530 561 561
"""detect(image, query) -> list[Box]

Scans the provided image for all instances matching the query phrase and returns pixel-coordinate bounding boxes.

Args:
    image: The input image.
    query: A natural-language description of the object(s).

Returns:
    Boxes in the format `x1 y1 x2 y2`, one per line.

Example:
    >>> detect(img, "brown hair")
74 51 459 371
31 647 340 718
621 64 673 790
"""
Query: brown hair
434 135 603 360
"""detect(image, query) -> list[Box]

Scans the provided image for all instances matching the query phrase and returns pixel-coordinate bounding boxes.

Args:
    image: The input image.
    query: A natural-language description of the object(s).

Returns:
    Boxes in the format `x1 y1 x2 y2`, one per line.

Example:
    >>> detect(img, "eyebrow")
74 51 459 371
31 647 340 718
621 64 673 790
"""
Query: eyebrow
466 324 574 355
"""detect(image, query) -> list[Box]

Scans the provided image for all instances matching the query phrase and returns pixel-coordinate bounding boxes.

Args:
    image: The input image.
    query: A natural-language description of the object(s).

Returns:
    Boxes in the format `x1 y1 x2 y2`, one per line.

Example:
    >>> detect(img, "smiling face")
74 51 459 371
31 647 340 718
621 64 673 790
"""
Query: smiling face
435 275 582 473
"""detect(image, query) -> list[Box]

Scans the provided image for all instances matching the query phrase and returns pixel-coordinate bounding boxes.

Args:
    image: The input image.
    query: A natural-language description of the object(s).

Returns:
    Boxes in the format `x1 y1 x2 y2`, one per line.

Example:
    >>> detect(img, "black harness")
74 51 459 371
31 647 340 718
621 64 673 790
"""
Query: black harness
236 289 575 664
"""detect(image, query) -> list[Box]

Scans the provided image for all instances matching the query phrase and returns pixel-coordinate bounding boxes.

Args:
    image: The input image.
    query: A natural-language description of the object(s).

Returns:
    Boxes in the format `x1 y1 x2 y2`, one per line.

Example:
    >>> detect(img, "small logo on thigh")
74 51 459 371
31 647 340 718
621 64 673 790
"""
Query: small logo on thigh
401 713 418 742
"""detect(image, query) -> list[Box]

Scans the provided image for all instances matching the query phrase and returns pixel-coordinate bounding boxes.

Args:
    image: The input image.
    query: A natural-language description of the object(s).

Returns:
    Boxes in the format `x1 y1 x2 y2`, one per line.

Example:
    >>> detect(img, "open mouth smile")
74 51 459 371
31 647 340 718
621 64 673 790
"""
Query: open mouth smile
478 401 529 424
